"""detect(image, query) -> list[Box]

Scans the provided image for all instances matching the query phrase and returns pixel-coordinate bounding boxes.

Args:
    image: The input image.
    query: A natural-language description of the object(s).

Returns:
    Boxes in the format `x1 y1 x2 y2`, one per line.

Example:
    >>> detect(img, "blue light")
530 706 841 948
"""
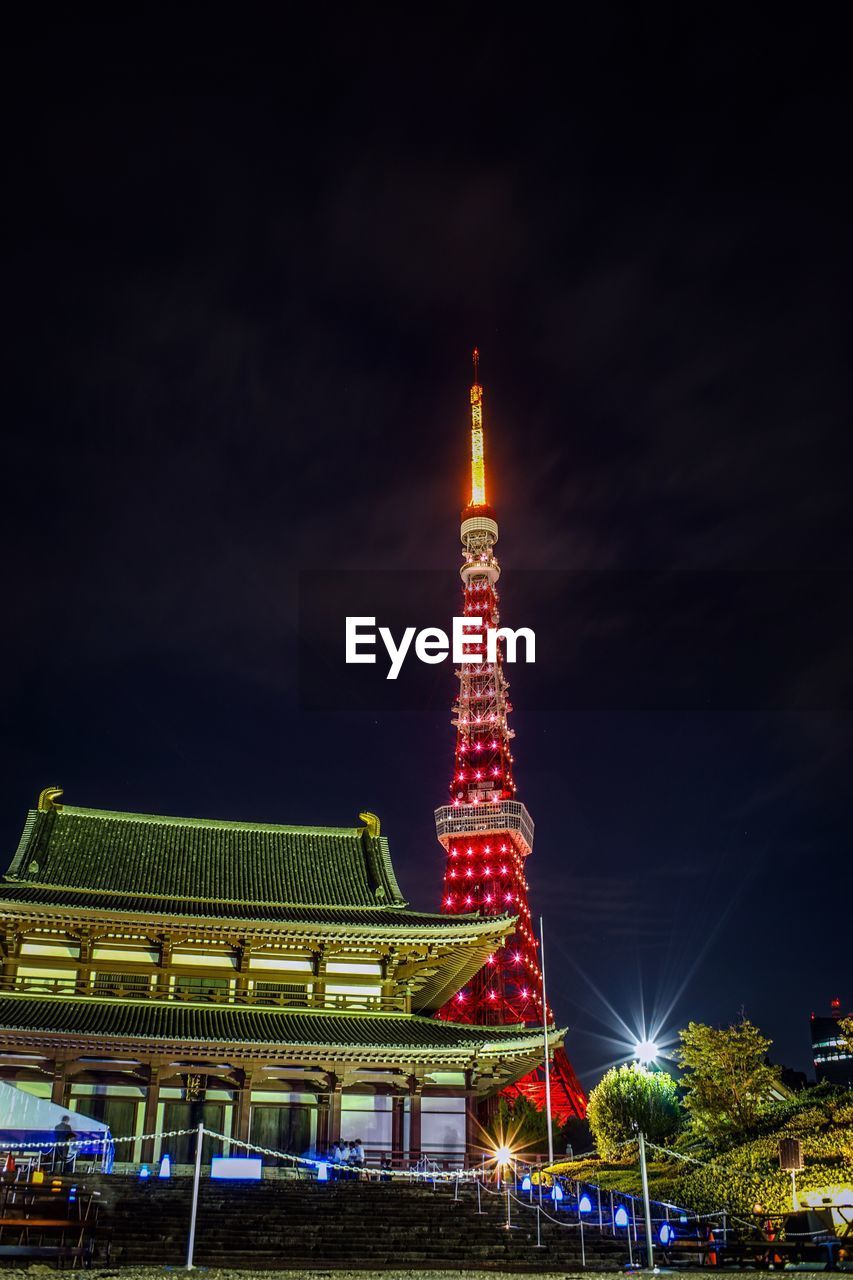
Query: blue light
579 1194 592 1213
158 1154 171 1178
138 1164 150 1179
659 1223 675 1245
552 1182 564 1203
614 1205 629 1228
521 1175 532 1192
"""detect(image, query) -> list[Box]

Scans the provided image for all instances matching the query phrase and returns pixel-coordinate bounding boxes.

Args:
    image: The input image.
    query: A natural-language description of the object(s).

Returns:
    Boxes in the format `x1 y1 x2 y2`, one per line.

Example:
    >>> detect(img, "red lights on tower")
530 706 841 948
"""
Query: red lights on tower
433 353 586 1121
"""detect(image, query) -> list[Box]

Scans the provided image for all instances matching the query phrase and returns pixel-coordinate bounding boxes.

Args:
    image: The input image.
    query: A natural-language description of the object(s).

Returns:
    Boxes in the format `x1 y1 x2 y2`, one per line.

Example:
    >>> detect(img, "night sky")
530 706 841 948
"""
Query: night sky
2 10 851 1084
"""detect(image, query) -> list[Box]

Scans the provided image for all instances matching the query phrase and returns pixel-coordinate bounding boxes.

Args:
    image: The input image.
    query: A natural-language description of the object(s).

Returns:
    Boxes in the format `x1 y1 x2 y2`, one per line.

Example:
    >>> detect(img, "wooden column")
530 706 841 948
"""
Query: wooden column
408 1085 422 1164
391 1095 405 1163
234 1069 253 1146
311 949 326 1009
465 1092 478 1164
155 938 172 997
76 931 92 995
140 1065 161 1164
51 1061 69 1107
234 941 251 1001
1 931 20 988
326 1076 342 1146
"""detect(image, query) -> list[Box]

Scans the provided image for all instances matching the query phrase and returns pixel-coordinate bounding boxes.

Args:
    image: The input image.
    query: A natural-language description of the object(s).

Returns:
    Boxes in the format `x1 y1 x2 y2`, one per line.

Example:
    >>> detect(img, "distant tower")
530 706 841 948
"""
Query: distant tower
435 351 586 1120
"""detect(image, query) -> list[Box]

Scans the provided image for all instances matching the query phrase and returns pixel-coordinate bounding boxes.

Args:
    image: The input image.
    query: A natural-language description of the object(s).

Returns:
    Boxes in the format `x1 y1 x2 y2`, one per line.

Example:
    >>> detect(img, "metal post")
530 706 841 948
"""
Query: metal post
185 1122 204 1271
610 1191 615 1236
598 1186 603 1231
505 1181 512 1229
539 916 554 1169
580 1212 586 1268
791 1169 798 1211
454 1171 459 1201
536 1204 543 1248
477 1177 484 1214
638 1129 655 1269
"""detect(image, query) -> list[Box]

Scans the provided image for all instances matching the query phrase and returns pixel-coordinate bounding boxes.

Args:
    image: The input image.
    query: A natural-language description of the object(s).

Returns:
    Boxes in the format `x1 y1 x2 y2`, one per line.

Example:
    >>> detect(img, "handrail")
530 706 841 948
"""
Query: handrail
3 974 407 1013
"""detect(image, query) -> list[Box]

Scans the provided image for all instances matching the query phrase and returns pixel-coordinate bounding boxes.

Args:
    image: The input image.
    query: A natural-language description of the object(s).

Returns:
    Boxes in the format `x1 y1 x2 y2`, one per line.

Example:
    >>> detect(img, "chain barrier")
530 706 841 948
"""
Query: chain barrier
0 1128 196 1151
5 1126 838 1262
201 1128 477 1185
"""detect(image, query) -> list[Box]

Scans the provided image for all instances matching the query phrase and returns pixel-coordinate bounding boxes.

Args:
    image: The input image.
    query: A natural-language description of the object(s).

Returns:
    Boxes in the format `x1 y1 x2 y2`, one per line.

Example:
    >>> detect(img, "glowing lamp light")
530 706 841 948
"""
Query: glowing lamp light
494 1144 512 1166
579 1194 592 1213
158 1154 171 1178
635 1039 659 1066
660 1223 675 1245
614 1205 629 1228
317 1162 329 1182
521 1175 532 1193
138 1164 151 1179
552 1181 564 1203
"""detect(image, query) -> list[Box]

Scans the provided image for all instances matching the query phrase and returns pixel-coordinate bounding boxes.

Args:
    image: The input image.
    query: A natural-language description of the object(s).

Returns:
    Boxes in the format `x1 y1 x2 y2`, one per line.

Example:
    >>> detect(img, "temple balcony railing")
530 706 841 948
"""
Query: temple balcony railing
6 974 408 1014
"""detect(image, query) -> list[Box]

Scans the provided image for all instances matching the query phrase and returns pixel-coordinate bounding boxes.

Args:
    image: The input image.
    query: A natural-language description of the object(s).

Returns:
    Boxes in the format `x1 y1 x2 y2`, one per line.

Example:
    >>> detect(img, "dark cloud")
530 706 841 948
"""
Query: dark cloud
1 7 850 1083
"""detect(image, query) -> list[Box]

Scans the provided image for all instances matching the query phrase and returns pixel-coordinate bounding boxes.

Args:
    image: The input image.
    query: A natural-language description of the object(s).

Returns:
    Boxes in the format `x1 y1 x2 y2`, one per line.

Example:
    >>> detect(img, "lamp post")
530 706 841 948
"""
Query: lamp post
539 916 554 1169
636 1126 655 1270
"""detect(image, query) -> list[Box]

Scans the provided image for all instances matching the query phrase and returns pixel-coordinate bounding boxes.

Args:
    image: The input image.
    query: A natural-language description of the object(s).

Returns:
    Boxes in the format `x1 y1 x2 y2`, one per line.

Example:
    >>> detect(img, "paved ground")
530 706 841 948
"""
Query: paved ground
0 1270 771 1278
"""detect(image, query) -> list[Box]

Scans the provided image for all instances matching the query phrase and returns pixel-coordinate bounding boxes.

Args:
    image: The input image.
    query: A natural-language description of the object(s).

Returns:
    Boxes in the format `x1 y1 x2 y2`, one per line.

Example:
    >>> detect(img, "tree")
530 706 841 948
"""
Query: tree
676 1018 782 1144
838 1015 853 1054
587 1063 682 1160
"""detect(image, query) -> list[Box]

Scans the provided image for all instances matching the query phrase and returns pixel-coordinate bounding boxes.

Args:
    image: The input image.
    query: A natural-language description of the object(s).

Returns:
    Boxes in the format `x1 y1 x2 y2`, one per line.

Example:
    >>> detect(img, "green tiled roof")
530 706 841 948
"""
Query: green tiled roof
5 806 407 912
0 994 552 1056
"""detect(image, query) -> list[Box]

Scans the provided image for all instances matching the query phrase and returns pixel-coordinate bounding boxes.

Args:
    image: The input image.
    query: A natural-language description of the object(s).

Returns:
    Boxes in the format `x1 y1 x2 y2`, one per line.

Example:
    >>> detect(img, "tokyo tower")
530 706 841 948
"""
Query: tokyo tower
435 351 586 1122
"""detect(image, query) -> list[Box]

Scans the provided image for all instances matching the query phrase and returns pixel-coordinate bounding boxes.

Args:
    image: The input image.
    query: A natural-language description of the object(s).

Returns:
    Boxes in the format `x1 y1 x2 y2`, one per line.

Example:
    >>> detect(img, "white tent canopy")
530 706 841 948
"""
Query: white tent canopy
0 1080 108 1136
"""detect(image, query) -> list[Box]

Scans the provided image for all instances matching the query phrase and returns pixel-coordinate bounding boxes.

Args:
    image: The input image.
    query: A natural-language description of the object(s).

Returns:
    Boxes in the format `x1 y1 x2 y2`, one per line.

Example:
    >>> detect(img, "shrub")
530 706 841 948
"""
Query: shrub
587 1063 682 1160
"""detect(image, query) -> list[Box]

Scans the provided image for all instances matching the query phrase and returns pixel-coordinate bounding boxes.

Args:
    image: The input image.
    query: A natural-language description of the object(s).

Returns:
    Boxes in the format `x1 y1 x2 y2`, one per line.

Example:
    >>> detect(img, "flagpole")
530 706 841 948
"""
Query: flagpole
539 915 554 1168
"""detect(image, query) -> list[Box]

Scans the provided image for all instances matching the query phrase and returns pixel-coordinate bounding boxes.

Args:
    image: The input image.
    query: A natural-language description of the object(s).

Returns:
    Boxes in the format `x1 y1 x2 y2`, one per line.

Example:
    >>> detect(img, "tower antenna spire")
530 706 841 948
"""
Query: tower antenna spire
434 351 587 1124
469 347 486 506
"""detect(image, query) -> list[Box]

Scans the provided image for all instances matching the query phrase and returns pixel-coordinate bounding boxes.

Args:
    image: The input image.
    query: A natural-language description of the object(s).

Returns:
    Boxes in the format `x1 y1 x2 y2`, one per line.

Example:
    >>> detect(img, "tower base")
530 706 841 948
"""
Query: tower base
502 1047 587 1123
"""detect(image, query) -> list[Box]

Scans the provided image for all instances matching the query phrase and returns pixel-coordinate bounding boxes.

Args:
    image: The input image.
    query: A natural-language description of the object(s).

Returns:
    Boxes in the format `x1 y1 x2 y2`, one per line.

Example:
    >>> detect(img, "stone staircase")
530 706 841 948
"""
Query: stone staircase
95 1176 628 1270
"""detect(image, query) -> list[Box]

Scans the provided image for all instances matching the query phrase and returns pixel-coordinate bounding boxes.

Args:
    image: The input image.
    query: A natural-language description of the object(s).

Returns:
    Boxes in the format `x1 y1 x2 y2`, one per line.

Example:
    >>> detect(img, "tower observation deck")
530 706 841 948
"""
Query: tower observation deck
435 351 586 1122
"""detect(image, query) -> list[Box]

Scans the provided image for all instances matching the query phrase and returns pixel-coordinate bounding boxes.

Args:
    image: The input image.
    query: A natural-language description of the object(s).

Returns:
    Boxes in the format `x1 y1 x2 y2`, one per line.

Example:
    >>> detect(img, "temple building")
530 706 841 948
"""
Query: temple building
0 788 558 1167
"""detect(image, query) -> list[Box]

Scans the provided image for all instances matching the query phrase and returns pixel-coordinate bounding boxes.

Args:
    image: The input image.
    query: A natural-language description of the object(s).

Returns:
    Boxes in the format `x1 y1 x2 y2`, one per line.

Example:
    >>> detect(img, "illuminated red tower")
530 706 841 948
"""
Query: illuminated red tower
435 351 586 1121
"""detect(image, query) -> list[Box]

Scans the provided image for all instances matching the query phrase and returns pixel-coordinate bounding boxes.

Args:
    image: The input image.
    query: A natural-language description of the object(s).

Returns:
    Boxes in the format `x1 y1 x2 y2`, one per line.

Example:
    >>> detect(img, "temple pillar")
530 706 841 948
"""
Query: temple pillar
408 1083 422 1163
234 1069 253 1146
391 1095 405 1163
140 1065 161 1164
51 1061 68 1107
155 938 172 997
311 949 326 1010
326 1076 342 1146
2 930 20 988
235 941 251 1001
465 1091 478 1163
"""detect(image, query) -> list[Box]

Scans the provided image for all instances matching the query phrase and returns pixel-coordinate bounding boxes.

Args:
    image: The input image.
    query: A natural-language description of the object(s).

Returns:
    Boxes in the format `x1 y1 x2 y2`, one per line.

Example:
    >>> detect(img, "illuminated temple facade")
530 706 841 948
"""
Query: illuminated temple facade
0 788 557 1167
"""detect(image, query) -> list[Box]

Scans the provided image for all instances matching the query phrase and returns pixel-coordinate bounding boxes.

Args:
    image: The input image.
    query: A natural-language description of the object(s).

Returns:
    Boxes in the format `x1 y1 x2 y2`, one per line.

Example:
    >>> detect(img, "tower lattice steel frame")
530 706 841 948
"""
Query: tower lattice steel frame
435 351 586 1122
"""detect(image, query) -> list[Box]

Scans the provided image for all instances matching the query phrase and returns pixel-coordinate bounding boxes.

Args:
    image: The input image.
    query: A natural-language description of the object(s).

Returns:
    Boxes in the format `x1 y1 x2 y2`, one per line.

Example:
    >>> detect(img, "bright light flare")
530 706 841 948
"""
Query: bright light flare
494 1144 512 1166
634 1038 659 1066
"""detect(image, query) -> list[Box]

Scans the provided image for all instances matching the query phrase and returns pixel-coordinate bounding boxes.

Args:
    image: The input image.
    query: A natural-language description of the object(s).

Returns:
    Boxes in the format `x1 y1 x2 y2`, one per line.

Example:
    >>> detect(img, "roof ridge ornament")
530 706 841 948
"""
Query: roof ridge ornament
37 786 63 812
358 811 381 838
